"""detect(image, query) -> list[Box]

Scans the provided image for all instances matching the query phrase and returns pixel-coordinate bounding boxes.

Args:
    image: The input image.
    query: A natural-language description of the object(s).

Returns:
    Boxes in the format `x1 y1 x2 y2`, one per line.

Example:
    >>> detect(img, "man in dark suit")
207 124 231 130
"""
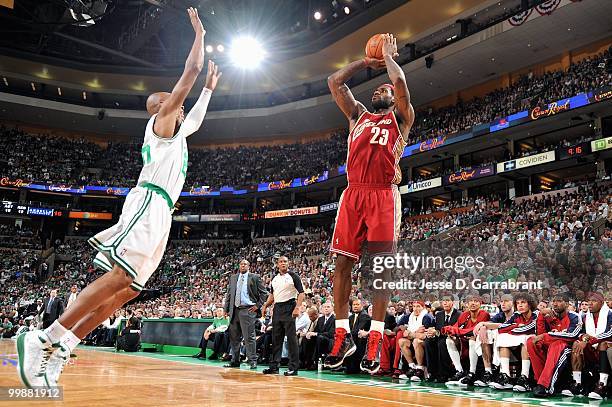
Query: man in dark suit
300 302 335 369
299 307 320 368
223 259 268 369
424 296 460 382
345 298 371 373
40 289 64 329
576 219 594 241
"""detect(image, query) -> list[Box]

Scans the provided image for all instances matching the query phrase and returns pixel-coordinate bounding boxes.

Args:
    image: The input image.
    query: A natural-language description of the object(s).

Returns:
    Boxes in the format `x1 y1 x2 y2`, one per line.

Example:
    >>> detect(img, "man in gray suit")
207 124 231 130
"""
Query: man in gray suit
223 259 268 369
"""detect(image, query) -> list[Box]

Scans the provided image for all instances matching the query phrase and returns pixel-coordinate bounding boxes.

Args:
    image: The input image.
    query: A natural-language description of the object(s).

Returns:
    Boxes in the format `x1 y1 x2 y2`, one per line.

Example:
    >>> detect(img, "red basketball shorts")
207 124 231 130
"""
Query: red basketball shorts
330 183 401 260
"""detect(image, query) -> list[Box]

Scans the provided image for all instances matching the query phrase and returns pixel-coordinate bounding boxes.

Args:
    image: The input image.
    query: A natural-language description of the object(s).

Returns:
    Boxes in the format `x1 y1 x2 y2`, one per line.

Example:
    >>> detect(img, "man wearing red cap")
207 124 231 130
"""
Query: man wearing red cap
444 295 490 386
562 292 611 399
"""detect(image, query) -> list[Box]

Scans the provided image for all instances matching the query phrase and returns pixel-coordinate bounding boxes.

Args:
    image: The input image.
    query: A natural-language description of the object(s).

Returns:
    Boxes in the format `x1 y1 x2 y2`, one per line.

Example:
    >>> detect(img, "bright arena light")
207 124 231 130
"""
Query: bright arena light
229 36 266 69
205 45 213 53
313 11 322 20
217 44 224 52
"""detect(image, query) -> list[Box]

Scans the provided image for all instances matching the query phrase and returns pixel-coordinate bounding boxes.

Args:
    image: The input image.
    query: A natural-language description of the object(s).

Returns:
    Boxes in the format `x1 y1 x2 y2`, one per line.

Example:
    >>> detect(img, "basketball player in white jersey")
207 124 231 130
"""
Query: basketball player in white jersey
16 7 221 388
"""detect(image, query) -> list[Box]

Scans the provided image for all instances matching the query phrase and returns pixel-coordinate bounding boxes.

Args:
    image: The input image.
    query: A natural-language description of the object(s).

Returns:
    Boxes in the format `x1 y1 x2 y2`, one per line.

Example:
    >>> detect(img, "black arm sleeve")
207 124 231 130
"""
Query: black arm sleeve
289 271 304 293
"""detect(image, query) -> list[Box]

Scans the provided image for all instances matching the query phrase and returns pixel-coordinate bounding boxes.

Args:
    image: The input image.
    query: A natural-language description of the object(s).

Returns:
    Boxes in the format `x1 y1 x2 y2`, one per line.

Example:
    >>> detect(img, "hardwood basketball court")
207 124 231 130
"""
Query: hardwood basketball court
0 340 603 406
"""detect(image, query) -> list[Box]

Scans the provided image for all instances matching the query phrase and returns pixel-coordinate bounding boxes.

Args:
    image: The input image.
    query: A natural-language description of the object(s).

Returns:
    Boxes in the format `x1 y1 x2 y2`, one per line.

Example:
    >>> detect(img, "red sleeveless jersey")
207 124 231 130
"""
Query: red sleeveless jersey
346 110 406 185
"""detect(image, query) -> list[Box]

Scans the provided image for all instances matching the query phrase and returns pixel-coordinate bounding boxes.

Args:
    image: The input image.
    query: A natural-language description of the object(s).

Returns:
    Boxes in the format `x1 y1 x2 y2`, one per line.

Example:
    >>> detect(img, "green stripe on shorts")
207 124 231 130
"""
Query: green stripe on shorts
93 257 112 272
109 190 152 249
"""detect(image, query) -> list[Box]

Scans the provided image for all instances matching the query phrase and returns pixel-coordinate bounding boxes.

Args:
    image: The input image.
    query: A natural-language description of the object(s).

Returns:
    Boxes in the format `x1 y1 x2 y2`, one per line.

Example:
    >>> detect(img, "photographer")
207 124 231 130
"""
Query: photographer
116 316 142 352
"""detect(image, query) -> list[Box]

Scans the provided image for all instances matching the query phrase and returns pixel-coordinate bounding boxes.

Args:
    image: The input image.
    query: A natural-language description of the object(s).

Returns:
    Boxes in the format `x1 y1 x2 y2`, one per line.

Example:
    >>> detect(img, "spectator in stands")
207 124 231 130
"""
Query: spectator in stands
66 285 79 309
300 302 335 371
345 298 371 374
298 307 319 369
0 317 14 338
40 289 64 329
424 296 460 383
193 307 229 360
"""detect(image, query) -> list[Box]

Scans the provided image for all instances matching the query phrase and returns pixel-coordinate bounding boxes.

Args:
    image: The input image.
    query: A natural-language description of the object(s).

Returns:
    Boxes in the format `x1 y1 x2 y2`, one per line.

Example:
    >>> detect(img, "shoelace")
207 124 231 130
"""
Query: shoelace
329 329 346 356
54 348 70 373
36 347 55 377
365 331 381 360
56 355 69 377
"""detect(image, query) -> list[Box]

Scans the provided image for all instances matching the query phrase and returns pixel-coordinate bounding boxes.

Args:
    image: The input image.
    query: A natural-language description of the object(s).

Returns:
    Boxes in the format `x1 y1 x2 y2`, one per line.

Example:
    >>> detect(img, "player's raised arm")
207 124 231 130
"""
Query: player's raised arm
382 34 415 136
154 7 205 138
181 60 222 137
327 58 384 125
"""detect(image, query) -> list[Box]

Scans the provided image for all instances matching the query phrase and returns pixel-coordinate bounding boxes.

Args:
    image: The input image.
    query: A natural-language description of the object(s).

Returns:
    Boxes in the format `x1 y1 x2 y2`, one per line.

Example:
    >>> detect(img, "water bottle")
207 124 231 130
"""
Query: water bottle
317 357 323 373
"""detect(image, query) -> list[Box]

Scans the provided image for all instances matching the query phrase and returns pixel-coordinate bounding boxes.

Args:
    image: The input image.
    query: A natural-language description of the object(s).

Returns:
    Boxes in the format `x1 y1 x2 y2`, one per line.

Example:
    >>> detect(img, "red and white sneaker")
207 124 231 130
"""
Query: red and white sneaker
360 330 383 374
323 328 356 369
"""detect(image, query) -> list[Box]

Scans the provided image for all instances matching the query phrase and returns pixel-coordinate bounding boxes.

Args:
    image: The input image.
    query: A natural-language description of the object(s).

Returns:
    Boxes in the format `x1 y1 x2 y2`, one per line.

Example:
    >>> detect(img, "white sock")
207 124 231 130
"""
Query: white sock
600 373 609 386
469 341 478 373
500 357 511 376
44 320 68 344
415 365 423 370
573 371 582 384
446 338 463 372
370 320 385 334
335 319 349 331
61 330 81 353
409 362 416 369
485 367 492 373
521 360 531 377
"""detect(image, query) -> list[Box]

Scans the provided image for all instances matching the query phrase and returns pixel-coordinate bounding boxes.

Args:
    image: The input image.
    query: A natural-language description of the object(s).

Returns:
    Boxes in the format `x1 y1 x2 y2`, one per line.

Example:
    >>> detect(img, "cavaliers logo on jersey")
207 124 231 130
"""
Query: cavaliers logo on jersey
352 119 373 141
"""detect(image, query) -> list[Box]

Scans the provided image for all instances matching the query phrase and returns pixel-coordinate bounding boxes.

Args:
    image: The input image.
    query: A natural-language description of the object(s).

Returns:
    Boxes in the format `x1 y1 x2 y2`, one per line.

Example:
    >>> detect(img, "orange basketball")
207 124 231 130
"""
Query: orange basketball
365 34 385 60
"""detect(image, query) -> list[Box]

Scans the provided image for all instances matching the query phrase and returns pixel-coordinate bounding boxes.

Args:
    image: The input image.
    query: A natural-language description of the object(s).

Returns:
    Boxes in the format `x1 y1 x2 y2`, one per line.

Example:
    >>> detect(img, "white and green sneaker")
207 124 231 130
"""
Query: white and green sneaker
44 344 70 387
16 330 54 388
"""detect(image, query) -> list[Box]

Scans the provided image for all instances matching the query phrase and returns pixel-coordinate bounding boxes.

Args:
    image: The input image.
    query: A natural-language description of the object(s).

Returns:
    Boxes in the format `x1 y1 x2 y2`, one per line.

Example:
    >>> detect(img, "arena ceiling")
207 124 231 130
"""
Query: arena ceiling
0 0 611 143
0 0 490 95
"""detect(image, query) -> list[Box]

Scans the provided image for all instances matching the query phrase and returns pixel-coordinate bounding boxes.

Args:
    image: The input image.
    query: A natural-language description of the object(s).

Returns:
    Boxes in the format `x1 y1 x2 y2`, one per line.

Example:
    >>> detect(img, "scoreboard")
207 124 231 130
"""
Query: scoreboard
1 201 64 217
2 201 27 215
558 142 591 160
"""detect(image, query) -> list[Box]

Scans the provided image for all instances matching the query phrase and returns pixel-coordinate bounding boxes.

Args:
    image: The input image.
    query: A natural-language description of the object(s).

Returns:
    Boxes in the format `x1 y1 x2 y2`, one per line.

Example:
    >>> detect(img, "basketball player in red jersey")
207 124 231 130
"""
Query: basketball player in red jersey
324 34 415 374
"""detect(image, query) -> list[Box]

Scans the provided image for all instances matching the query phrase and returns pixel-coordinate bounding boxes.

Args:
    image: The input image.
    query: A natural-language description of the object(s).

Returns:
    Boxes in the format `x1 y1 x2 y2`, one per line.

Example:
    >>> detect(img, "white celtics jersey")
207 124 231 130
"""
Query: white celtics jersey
136 114 188 204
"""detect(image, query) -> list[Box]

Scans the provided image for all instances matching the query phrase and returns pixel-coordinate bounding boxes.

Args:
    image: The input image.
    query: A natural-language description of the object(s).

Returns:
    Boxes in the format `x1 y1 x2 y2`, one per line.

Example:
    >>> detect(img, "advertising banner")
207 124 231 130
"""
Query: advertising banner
27 184 86 194
589 86 612 103
27 207 54 217
68 211 113 220
320 202 339 213
443 165 495 185
401 177 442 194
591 136 612 152
264 206 318 219
86 186 130 196
496 151 555 173
200 214 241 222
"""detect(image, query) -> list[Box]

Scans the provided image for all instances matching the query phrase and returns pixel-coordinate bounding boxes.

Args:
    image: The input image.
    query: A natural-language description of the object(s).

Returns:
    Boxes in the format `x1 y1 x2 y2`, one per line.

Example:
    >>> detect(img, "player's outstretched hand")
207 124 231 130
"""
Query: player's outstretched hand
364 57 386 70
382 33 399 59
188 7 205 35
205 60 222 91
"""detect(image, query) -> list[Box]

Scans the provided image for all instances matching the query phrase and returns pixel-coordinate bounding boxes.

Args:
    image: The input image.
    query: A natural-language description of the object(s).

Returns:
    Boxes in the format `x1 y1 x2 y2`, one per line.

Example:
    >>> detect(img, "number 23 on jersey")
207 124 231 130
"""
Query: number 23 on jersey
369 127 389 146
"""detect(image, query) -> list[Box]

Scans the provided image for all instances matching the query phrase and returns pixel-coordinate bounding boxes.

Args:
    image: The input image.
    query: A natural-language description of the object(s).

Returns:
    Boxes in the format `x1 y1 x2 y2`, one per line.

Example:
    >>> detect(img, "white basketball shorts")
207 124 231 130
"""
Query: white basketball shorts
88 185 172 291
